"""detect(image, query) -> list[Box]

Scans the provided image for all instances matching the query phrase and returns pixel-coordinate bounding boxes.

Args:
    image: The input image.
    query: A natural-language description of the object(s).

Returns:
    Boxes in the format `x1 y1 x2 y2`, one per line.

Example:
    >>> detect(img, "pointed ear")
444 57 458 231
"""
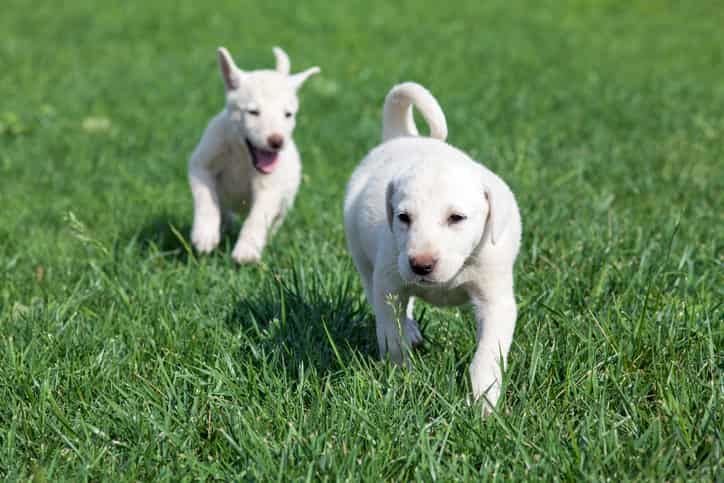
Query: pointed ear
386 181 395 231
272 46 290 75
217 47 243 91
289 66 320 90
483 183 511 245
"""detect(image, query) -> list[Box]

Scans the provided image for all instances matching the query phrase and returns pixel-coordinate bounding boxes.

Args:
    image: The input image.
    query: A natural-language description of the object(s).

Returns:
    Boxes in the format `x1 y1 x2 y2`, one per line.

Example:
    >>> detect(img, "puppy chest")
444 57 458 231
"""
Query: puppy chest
216 157 252 209
411 286 469 307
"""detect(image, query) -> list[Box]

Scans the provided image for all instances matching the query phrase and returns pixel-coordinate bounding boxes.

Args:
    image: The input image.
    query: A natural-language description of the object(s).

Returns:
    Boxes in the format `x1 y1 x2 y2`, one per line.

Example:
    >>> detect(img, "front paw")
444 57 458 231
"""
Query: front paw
404 317 423 348
470 365 502 416
231 241 262 264
191 223 220 253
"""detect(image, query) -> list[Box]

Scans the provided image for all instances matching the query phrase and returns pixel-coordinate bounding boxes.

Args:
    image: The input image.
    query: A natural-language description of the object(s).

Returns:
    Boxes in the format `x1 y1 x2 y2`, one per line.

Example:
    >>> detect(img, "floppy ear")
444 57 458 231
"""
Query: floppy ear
386 181 395 231
217 47 243 91
289 66 320 90
272 47 290 75
483 183 511 245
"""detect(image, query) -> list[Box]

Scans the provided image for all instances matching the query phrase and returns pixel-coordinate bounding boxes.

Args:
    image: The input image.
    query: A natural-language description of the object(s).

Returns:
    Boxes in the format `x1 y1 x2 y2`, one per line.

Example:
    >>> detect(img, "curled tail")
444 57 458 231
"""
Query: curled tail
382 82 448 142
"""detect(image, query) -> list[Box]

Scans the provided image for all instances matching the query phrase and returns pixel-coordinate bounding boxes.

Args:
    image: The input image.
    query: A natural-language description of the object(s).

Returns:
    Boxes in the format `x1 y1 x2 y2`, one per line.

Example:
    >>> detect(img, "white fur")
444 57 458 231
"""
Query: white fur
344 82 522 413
189 46 319 263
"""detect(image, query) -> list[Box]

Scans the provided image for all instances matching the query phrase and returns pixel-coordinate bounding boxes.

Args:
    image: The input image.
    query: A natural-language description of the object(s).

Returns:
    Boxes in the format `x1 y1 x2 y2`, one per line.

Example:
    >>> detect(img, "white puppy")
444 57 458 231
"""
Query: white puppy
344 83 522 412
189 47 319 263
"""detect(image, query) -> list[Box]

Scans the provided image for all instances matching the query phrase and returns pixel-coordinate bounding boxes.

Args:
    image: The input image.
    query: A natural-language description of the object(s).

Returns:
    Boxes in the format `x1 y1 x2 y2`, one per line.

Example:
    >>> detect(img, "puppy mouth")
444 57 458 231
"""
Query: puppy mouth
245 139 280 174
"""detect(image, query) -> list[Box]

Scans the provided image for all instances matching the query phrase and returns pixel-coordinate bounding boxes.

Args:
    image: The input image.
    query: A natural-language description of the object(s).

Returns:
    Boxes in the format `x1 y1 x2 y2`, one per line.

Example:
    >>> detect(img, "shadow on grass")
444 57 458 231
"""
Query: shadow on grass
225 266 377 376
132 215 238 263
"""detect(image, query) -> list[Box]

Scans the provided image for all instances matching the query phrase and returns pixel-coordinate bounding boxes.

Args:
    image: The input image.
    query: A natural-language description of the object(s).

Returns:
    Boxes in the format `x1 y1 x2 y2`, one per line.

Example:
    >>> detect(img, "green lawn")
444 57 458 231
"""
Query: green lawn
1 0 722 480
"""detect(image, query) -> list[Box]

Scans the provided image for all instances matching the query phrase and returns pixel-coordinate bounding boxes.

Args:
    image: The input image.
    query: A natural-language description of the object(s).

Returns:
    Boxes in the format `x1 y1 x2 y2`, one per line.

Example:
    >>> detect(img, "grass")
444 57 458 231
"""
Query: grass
1 0 722 480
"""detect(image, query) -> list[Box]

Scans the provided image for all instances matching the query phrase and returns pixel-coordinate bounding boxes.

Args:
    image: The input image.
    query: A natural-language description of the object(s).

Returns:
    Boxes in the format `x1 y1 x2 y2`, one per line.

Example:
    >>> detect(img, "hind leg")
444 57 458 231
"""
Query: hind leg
221 209 235 233
404 296 423 347
232 192 285 264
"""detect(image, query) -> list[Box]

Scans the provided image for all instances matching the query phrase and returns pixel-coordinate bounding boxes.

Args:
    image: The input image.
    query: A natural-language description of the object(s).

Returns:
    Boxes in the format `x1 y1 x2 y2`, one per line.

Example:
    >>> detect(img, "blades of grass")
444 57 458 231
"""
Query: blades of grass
169 223 197 265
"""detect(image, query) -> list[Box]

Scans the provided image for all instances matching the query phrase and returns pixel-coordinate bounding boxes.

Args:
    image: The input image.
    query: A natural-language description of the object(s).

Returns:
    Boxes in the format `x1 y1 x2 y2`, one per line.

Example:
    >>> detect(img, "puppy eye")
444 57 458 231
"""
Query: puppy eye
397 213 411 224
247 109 260 116
284 111 293 118
448 213 467 224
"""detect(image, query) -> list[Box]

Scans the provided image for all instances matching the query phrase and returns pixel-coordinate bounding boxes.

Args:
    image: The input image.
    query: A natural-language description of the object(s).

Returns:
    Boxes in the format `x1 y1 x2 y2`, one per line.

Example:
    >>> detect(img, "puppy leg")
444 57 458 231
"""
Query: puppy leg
469 270 517 414
372 269 410 365
351 255 374 305
221 209 235 233
232 193 287 264
352 257 421 356
189 118 225 253
404 296 423 347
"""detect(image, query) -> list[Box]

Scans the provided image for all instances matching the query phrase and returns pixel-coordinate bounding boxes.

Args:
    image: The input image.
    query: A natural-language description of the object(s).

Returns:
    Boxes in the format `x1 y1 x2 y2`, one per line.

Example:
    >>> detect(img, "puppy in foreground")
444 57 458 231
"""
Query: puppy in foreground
189 47 319 263
344 83 522 412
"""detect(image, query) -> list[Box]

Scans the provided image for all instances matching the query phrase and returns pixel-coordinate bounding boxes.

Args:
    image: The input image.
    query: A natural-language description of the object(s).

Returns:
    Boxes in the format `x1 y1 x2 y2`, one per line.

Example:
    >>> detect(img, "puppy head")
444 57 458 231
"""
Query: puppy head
217 47 320 174
386 163 508 285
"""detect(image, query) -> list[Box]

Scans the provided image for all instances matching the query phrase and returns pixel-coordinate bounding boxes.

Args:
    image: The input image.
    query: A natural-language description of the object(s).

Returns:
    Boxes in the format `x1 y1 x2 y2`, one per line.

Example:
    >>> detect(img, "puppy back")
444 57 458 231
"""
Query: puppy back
382 82 447 142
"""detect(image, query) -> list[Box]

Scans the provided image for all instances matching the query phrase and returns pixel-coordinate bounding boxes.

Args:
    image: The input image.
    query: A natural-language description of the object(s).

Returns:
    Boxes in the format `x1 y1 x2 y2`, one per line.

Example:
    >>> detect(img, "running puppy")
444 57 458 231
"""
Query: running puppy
189 47 319 263
343 83 522 412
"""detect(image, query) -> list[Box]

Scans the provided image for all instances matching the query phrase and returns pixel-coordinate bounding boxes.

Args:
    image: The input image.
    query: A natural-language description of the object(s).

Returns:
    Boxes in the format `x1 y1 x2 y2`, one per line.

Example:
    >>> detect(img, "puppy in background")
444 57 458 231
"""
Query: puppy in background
189 47 319 263
344 83 522 413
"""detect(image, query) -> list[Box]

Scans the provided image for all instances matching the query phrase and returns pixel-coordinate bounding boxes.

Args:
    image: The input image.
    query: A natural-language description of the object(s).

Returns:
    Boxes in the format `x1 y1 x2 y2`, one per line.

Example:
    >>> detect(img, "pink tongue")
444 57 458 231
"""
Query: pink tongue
253 147 279 173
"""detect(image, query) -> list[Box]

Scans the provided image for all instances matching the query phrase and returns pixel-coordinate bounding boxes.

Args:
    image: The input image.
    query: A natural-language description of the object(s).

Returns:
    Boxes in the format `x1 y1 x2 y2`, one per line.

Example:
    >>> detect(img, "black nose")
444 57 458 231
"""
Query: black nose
267 134 284 150
409 255 437 275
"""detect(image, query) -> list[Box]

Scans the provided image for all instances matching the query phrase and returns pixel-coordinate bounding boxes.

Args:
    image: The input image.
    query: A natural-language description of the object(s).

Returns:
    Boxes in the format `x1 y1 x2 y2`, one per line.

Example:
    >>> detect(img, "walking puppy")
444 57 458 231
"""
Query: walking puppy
344 83 522 412
189 47 319 263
